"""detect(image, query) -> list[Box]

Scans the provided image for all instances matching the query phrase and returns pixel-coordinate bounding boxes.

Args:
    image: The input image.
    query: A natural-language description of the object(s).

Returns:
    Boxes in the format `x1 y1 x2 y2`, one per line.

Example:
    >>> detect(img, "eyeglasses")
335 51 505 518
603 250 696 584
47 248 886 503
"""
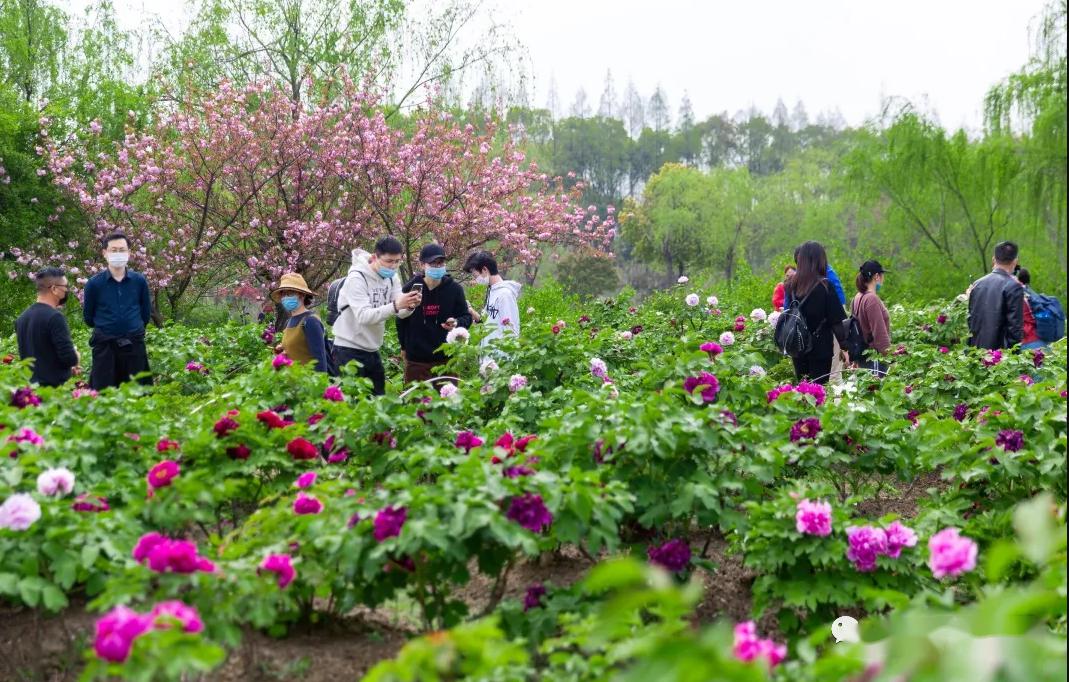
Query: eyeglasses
52 284 69 291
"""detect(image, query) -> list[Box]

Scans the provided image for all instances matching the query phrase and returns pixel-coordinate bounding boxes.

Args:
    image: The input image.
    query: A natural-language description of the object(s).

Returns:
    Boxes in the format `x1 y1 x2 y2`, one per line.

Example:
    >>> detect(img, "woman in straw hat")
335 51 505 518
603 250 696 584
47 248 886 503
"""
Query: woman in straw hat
272 273 330 373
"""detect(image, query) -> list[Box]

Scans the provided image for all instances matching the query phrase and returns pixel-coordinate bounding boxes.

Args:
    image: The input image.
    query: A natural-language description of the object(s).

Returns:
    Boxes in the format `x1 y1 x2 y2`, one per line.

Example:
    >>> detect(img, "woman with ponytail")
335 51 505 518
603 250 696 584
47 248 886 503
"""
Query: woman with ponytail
850 260 891 375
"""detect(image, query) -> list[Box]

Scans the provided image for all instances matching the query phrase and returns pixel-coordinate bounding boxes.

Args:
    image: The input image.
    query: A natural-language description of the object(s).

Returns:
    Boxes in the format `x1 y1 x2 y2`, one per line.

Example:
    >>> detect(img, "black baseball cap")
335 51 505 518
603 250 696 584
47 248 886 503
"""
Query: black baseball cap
859 260 887 276
419 243 447 263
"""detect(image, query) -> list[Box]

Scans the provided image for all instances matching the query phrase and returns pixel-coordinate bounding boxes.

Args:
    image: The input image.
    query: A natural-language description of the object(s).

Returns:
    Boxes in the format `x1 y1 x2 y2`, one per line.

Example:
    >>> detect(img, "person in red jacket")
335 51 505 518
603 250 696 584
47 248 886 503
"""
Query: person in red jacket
1016 268 1044 349
772 265 796 312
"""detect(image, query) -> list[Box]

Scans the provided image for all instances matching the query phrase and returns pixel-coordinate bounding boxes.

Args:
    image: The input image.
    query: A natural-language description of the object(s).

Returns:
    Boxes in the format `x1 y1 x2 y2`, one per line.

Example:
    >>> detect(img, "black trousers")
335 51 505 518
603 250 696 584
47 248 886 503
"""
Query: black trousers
792 353 834 385
89 333 151 391
334 346 386 396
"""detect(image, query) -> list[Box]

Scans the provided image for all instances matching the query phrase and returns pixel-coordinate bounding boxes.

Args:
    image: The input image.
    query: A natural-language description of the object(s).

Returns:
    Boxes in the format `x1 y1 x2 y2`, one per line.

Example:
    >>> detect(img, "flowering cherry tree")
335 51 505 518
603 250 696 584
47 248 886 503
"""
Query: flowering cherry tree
34 75 612 319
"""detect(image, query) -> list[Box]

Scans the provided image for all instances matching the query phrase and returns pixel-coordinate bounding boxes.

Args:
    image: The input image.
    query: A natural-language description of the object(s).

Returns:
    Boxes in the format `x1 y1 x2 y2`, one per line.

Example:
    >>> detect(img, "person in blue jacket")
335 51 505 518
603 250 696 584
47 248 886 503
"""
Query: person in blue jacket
82 232 153 390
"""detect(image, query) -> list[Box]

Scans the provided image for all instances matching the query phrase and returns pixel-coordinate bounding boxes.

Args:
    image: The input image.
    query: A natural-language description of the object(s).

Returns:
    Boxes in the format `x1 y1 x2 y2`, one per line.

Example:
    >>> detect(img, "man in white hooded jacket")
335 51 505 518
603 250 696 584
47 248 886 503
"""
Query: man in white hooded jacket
461 251 522 346
333 237 420 395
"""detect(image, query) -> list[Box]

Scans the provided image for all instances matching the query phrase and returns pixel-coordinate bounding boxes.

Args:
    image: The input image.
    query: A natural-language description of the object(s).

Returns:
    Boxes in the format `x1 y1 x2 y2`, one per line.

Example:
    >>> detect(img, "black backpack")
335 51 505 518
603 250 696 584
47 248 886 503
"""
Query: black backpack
325 276 348 326
844 292 870 361
774 282 824 358
298 316 340 377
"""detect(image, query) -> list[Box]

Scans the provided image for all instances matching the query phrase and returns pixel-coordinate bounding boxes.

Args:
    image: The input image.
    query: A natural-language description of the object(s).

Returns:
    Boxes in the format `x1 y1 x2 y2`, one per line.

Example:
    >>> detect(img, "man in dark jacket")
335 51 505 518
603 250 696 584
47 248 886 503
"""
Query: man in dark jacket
15 267 80 387
967 240 1024 350
82 232 153 390
397 243 472 385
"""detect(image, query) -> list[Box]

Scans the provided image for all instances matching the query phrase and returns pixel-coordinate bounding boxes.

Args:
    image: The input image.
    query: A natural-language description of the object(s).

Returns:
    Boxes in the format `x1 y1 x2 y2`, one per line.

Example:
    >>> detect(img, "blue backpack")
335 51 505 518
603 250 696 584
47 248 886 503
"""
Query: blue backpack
1028 292 1066 342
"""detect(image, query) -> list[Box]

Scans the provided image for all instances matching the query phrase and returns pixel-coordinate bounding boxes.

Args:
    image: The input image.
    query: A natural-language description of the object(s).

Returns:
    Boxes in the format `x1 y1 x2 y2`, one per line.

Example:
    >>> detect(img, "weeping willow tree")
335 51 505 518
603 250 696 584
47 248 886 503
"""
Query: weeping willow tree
985 0 1067 268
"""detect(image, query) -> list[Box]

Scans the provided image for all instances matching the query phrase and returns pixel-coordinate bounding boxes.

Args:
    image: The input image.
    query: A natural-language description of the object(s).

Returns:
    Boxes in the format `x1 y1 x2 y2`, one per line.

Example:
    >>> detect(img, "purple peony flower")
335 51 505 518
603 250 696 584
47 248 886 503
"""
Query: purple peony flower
1033 349 1045 368
647 539 692 572
10 386 41 409
523 583 547 611
683 371 720 403
995 429 1024 452
846 525 889 572
937 314 947 324
506 493 553 533
455 431 484 452
373 506 407 541
789 417 821 442
953 403 968 422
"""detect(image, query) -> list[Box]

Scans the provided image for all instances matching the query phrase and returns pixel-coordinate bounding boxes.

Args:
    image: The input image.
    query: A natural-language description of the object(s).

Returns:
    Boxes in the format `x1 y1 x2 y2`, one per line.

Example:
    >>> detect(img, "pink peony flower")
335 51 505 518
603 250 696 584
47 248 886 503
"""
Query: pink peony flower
766 384 795 403
150 600 204 633
323 385 345 402
750 308 767 321
146 460 180 489
508 374 528 393
36 467 75 497
8 427 44 447
373 506 407 541
647 539 692 572
683 371 720 404
884 521 918 559
185 361 206 373
0 493 42 531
446 326 470 343
293 492 323 515
295 471 317 489
1019 374 1034 386
260 553 296 588
706 295 719 306
928 528 978 579
733 621 786 668
94 605 151 663
272 353 293 370
156 439 180 453
939 346 949 353
794 499 832 536
982 349 1002 367
846 525 889 572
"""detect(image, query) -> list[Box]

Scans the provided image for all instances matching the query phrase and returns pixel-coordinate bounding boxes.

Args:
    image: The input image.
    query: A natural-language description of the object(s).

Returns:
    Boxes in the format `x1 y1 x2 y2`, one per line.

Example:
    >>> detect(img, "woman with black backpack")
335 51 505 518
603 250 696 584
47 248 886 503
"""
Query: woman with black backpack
848 260 891 376
782 241 848 384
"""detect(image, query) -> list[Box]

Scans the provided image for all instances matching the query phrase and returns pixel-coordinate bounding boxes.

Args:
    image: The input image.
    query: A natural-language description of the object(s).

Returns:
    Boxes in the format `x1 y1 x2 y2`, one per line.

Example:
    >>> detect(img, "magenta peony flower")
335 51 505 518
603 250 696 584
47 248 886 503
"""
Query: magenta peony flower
323 385 345 402
700 341 723 359
734 320 746 332
508 374 528 393
884 521 918 559
794 499 832 536
647 539 692 572
146 460 180 489
995 429 1024 452
327 448 349 464
132 532 167 562
7 427 44 446
272 353 293 370
506 493 553 533
307 412 325 426
295 471 317 489
733 621 787 668
37 467 75 497
982 349 1002 367
928 528 978 578
766 384 795 403
156 439 180 453
213 416 239 438
455 431 484 452
939 346 949 353
373 506 407 541
10 386 41 409
846 525 889 572
94 605 151 663
937 314 947 324
150 600 204 633
720 409 738 427
1019 374 1035 386
185 361 205 373
72 494 109 512
293 492 323 515
789 417 821 442
226 443 251 460
286 437 319 460
683 371 720 403
0 493 42 531
256 410 293 430
503 465 534 478
795 381 827 406
953 403 968 421
523 582 547 611
260 553 296 589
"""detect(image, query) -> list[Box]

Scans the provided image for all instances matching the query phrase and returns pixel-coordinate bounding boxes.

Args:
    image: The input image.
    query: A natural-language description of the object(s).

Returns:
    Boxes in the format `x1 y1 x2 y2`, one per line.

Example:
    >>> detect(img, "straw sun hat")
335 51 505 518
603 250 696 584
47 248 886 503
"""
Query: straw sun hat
270 272 316 303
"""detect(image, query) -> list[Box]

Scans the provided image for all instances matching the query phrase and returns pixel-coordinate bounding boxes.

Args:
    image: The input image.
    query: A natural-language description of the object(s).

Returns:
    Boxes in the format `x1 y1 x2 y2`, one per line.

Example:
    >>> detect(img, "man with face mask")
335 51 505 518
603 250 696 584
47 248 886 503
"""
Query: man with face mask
15 267 81 387
82 232 153 390
461 250 522 346
396 243 472 385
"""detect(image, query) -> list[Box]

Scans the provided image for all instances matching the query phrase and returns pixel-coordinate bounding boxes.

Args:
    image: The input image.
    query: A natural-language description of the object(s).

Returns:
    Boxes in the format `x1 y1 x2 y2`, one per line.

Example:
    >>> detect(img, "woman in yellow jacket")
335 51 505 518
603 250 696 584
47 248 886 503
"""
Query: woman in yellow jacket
272 273 330 373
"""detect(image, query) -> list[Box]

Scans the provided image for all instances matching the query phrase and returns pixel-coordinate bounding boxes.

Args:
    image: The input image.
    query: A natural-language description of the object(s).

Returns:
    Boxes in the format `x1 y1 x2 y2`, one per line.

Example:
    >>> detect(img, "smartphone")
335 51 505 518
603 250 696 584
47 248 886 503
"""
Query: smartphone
412 283 424 294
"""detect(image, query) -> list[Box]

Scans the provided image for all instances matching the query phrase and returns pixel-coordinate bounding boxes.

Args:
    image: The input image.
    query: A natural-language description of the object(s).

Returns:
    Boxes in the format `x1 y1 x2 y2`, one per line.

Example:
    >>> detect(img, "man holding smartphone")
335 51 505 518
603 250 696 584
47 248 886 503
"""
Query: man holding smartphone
333 236 421 395
396 243 472 385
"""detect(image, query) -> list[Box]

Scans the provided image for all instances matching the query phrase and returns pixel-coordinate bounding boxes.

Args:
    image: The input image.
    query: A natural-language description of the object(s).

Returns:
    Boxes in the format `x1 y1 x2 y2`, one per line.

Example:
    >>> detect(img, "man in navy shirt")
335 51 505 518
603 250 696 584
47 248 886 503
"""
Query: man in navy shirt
82 232 153 390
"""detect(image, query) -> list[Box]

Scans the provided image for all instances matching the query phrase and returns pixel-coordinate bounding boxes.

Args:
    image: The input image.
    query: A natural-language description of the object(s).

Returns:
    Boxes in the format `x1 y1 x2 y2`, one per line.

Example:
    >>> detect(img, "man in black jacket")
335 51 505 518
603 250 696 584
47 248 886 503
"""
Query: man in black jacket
15 267 81 387
397 243 472 385
967 241 1024 350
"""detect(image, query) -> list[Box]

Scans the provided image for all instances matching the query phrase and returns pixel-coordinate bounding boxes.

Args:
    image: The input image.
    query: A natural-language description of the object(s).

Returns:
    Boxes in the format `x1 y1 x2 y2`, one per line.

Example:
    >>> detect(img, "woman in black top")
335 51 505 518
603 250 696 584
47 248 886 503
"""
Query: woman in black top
785 241 848 384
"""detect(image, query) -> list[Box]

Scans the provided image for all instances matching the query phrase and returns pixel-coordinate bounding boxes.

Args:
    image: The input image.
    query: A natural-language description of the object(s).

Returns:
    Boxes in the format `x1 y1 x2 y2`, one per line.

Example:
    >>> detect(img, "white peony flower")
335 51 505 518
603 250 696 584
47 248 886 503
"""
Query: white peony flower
445 326 470 343
749 365 766 378
36 467 75 497
750 308 767 322
719 331 735 346
439 383 459 399
677 275 689 284
685 293 700 307
706 295 718 306
479 357 499 377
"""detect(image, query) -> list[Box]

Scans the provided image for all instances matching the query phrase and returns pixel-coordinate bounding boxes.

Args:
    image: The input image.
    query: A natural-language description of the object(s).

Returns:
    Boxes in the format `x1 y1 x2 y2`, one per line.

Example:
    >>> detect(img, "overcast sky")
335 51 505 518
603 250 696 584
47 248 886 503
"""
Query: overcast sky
76 0 1048 131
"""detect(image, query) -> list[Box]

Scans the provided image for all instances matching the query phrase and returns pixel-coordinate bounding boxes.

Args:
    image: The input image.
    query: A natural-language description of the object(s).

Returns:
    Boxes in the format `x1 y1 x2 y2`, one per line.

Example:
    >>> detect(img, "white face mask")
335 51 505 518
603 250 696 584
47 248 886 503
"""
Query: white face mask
475 274 490 286
107 252 129 267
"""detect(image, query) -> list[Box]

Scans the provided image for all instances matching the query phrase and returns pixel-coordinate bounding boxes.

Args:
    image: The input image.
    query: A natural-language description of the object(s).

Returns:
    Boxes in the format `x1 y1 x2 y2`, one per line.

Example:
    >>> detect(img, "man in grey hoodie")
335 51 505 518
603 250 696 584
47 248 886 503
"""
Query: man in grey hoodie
461 251 522 346
332 237 421 395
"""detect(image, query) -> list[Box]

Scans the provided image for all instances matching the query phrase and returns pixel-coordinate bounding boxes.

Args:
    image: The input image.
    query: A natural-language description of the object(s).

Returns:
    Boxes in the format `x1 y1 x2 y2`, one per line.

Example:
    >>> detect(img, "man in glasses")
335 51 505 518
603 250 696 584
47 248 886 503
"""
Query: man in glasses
82 232 153 390
15 267 81 387
332 236 421 395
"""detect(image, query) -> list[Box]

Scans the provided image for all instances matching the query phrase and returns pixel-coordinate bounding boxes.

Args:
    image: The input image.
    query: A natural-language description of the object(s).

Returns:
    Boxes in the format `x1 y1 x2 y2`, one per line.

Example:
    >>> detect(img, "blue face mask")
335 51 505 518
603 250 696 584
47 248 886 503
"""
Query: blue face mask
426 266 447 280
377 266 396 280
876 283 883 293
281 295 300 312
